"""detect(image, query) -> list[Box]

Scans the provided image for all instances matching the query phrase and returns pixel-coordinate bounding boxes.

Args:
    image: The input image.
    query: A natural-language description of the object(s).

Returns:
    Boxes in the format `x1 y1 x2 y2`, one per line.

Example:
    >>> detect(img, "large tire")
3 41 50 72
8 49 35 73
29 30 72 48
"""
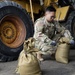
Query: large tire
66 11 75 39
0 1 34 61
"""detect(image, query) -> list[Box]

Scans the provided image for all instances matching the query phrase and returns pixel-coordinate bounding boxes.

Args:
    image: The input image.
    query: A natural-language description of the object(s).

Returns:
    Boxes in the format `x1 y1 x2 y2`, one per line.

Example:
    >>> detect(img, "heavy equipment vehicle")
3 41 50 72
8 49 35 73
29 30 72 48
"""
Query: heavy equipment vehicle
0 0 75 61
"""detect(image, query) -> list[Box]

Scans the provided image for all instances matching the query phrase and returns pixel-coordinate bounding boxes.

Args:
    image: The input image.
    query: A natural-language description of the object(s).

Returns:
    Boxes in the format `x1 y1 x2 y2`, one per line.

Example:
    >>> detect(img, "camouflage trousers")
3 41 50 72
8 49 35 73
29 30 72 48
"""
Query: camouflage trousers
34 33 61 55
35 40 57 55
34 30 72 55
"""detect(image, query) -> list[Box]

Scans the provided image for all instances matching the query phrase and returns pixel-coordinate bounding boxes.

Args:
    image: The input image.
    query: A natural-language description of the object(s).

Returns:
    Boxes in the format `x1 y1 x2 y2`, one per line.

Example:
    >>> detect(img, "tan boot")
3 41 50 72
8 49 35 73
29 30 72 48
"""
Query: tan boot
50 53 55 60
37 52 44 61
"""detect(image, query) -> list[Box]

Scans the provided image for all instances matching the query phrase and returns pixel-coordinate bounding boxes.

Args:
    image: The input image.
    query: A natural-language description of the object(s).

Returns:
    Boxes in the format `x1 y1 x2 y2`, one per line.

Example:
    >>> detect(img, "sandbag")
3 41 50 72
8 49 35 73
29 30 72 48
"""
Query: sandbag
16 38 42 75
55 37 70 64
59 37 70 44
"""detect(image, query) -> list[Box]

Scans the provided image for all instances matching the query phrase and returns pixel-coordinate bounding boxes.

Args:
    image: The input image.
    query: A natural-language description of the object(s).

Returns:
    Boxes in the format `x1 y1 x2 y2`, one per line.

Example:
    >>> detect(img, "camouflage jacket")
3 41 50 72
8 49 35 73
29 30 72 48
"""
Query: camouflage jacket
33 17 72 44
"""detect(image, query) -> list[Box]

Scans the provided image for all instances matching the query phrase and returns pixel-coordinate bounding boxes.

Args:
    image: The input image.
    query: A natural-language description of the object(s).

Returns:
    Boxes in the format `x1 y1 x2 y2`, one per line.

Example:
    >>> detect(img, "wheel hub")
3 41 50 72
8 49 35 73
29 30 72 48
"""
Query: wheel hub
0 15 26 48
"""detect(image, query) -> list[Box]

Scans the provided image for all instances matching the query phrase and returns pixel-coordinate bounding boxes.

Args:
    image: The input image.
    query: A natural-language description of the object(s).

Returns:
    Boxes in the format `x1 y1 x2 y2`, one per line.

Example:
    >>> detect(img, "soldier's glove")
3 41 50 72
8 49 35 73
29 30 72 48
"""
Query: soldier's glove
50 41 56 46
69 39 75 45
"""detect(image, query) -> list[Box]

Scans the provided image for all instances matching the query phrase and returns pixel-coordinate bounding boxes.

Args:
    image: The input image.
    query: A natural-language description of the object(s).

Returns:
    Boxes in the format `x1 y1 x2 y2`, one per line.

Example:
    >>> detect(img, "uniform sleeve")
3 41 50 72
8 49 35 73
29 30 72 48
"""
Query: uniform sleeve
34 21 53 44
63 30 73 40
55 22 65 34
55 22 73 40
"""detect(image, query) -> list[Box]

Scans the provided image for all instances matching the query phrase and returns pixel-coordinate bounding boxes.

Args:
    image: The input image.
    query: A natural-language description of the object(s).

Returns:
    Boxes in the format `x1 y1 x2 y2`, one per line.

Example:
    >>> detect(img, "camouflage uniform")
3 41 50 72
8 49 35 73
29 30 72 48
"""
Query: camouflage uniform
33 17 73 55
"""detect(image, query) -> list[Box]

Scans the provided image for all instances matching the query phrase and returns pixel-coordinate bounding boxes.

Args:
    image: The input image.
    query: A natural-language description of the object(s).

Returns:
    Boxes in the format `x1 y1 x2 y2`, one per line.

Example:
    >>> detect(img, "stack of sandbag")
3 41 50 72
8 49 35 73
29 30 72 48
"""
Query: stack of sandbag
55 37 70 64
16 38 42 75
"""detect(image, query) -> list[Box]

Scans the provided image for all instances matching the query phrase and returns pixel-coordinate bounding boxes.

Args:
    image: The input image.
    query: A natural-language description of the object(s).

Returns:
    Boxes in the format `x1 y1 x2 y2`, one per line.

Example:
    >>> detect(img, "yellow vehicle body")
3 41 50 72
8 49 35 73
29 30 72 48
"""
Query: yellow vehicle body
11 0 69 21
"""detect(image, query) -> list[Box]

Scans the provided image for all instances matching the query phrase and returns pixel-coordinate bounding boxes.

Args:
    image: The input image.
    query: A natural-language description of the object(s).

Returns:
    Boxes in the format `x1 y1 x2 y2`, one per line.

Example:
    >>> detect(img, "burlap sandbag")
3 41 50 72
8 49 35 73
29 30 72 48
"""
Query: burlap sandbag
59 37 70 44
55 37 70 64
16 38 42 75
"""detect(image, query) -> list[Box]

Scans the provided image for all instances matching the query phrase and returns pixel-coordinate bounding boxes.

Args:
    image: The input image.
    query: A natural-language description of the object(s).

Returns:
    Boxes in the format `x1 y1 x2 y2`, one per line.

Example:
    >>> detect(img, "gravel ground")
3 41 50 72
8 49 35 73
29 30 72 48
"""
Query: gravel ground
0 50 75 75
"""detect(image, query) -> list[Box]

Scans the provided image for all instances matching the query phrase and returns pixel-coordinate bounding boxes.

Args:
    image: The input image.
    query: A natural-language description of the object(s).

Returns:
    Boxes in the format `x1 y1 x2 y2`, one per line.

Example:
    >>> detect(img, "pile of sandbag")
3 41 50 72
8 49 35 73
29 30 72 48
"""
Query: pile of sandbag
16 38 42 75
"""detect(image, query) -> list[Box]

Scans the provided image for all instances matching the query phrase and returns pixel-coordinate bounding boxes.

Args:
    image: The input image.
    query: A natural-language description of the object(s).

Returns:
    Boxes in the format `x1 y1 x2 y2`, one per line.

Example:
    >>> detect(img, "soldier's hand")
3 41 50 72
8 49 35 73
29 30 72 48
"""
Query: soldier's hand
50 41 56 46
69 39 75 45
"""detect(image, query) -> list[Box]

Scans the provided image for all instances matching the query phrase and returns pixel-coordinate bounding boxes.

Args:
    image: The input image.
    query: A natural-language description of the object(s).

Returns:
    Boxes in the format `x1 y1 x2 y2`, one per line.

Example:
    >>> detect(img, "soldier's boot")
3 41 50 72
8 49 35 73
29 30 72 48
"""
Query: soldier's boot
50 53 55 60
49 47 56 60
36 52 44 61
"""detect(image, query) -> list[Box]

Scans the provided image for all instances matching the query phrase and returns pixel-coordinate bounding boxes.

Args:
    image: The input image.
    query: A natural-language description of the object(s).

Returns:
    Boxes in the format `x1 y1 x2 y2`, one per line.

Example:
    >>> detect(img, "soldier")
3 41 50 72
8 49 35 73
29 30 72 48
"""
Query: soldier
33 5 74 61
